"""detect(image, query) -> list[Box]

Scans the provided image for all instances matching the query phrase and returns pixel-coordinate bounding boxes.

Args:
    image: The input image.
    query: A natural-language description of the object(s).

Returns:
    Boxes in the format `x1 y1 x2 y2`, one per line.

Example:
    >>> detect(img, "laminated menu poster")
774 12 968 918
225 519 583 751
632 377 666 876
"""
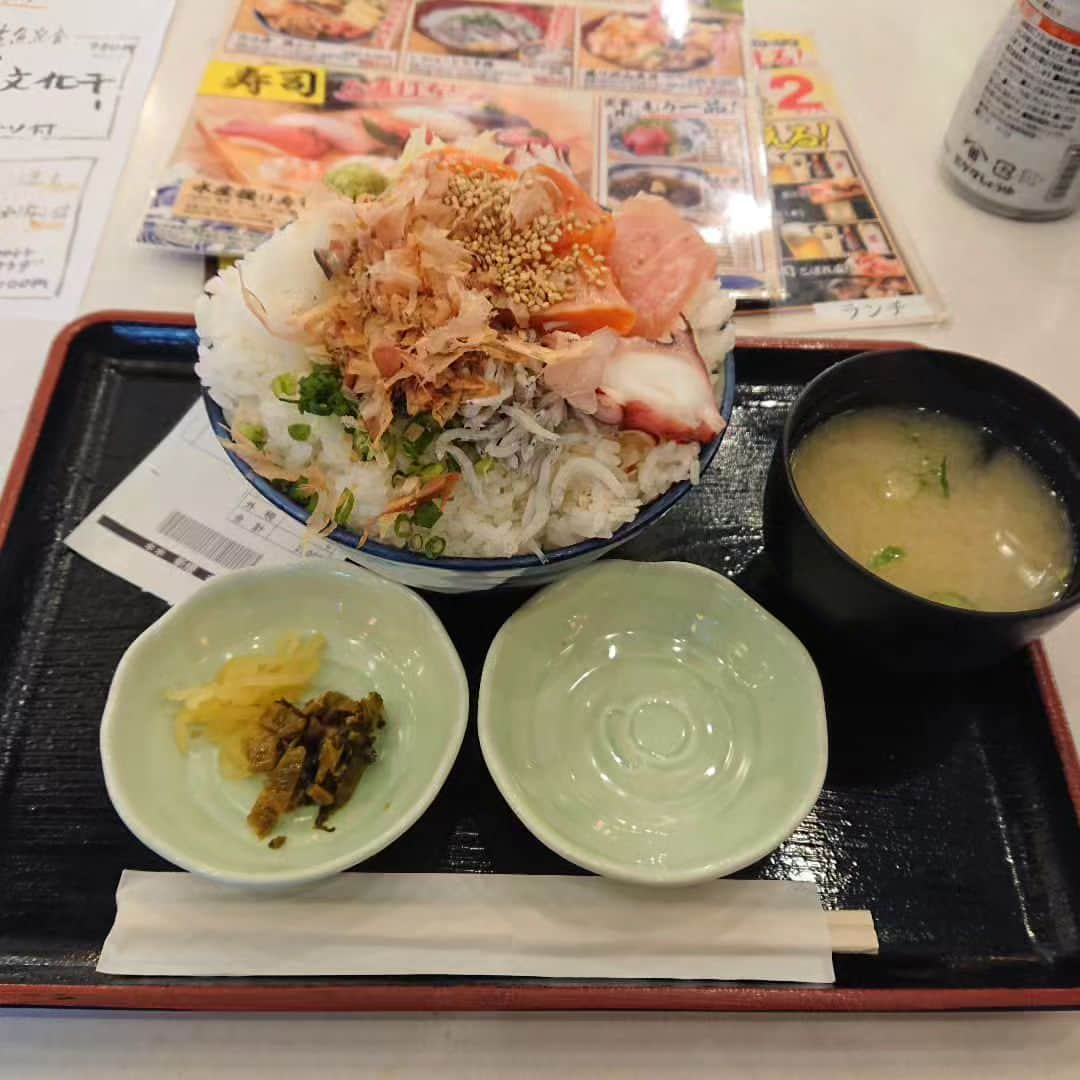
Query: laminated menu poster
745 31 944 332
770 117 917 306
140 1 784 300
139 65 597 256
598 93 775 299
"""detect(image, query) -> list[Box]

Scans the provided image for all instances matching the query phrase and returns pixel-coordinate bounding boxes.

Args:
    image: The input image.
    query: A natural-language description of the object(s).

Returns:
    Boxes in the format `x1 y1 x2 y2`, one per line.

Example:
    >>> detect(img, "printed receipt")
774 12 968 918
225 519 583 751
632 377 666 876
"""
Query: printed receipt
65 402 346 607
0 0 174 318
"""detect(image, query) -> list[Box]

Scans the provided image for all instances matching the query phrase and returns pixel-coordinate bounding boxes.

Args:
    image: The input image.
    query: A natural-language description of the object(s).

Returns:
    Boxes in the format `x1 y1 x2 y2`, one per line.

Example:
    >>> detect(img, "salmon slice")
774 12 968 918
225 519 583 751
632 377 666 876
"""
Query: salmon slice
532 272 636 337
215 119 334 160
607 195 718 341
527 164 615 256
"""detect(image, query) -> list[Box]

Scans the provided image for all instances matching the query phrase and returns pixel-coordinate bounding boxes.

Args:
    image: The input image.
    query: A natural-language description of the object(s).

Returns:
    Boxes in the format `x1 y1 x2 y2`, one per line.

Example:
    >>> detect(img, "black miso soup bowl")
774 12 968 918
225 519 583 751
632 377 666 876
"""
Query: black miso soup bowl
763 348 1080 671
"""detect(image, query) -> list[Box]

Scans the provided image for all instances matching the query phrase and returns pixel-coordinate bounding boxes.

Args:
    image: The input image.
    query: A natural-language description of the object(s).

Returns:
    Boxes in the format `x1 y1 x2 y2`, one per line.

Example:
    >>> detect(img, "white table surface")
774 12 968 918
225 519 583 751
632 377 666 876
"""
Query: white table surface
2 0 1079 1074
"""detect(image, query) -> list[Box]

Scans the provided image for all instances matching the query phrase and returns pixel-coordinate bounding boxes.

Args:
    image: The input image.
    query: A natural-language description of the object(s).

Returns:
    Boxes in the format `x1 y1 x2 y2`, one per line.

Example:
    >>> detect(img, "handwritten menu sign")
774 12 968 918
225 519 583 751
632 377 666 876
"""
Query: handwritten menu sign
0 159 94 302
0 1 174 319
0 39 136 140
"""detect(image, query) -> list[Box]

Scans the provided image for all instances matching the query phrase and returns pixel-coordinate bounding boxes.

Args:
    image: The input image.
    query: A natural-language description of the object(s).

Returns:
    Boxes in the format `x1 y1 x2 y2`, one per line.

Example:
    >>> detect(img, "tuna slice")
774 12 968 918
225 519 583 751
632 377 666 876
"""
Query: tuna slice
607 195 718 340
624 125 672 157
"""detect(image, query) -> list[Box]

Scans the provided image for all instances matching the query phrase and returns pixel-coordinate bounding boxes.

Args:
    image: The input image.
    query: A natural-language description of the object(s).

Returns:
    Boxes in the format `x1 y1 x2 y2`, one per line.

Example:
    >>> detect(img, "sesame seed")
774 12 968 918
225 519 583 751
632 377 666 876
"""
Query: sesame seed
437 164 611 313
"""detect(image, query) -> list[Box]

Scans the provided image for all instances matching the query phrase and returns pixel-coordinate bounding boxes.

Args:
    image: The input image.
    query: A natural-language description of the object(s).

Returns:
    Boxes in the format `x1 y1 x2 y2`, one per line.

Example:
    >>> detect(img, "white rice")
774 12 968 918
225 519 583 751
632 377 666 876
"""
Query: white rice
196 212 732 559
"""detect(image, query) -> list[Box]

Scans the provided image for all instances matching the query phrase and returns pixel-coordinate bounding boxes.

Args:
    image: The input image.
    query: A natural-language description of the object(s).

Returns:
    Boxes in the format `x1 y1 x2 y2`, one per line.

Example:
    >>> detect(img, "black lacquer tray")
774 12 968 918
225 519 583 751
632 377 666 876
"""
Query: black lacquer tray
2 313 1079 1012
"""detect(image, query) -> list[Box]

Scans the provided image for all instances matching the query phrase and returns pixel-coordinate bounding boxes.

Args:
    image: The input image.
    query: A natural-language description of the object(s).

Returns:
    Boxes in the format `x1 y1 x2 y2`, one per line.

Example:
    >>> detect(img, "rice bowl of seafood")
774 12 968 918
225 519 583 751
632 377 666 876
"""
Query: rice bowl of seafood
197 131 735 591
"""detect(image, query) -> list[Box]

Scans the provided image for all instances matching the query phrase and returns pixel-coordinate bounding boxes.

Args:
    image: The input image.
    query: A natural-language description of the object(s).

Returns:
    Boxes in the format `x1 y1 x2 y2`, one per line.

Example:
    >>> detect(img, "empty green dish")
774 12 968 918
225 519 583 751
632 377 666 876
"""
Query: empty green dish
479 561 827 886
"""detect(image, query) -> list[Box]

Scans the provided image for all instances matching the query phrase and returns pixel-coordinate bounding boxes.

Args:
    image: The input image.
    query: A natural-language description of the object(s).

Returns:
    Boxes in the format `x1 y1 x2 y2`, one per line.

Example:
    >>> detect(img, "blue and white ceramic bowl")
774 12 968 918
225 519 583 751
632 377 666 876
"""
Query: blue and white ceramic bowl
203 352 735 594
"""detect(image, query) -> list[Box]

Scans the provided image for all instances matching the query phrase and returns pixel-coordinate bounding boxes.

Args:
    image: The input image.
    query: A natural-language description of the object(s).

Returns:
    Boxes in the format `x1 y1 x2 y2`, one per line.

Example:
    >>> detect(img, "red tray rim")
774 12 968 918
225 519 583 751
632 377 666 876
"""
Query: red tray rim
2 310 1079 1013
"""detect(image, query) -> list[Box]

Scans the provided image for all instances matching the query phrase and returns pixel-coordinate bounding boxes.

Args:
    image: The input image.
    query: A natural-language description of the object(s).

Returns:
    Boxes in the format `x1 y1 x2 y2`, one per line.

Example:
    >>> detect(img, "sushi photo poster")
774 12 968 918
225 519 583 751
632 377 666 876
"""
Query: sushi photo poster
139 65 598 256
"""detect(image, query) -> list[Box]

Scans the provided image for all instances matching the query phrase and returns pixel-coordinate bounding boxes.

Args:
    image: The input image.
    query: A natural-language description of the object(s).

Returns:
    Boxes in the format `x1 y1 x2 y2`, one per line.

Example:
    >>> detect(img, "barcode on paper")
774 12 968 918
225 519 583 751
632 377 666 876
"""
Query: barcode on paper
157 511 262 570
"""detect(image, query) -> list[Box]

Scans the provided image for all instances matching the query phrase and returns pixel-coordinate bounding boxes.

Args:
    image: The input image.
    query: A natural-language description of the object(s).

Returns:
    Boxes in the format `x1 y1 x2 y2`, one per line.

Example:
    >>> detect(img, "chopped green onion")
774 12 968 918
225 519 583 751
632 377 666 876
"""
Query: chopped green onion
271 373 299 402
475 455 496 477
869 545 906 570
393 513 412 539
419 461 447 480
938 456 950 498
401 415 440 457
408 532 425 553
380 432 399 461
424 536 446 559
297 364 356 418
334 488 355 527
352 428 373 460
288 423 311 441
929 591 975 609
280 475 317 513
401 429 436 458
237 422 267 451
412 500 442 529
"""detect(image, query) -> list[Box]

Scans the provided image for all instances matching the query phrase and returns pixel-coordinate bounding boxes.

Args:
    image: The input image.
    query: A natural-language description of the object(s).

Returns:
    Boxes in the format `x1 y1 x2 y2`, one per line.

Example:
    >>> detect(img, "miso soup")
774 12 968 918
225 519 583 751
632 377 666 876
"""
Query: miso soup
791 407 1074 611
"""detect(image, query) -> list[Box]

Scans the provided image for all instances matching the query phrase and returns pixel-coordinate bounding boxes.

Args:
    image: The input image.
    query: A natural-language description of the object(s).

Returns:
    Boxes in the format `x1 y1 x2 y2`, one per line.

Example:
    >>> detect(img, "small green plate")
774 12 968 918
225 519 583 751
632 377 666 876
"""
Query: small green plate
479 561 828 886
101 562 468 889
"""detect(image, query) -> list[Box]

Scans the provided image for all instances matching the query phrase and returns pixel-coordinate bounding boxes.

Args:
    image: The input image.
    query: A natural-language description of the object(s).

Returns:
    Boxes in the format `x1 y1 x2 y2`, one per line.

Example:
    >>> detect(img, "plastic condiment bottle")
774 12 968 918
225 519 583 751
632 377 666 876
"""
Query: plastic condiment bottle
942 0 1080 220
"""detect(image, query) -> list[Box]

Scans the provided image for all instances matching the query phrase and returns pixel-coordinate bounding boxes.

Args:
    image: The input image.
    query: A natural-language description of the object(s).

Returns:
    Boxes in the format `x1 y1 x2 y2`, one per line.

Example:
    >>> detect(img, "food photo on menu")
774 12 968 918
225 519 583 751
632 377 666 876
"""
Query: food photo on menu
226 0 413 67
140 70 596 255
762 123 921 308
578 3 745 93
5 0 1080 1034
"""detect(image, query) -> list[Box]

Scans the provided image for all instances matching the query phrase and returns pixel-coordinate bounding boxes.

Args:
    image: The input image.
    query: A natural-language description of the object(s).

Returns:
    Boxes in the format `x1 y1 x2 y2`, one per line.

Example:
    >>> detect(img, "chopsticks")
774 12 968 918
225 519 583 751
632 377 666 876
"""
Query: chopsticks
827 910 879 955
